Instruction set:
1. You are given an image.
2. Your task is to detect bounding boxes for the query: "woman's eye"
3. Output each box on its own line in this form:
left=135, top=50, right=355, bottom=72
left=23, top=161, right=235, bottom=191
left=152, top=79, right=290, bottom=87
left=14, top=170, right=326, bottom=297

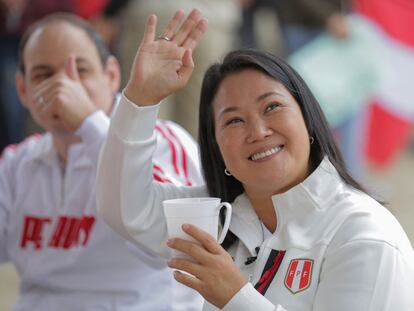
left=265, top=102, right=280, bottom=113
left=225, top=118, right=243, bottom=126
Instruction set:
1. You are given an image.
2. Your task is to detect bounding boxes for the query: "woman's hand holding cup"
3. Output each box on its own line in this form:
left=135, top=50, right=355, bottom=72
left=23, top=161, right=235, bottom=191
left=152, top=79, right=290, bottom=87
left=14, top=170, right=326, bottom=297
left=167, top=224, right=248, bottom=309
left=163, top=197, right=247, bottom=308
left=125, top=9, right=208, bottom=106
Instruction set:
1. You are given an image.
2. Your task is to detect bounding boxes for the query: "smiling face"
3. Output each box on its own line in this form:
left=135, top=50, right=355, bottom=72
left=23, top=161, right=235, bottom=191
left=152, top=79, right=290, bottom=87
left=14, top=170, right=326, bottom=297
left=213, top=69, right=311, bottom=198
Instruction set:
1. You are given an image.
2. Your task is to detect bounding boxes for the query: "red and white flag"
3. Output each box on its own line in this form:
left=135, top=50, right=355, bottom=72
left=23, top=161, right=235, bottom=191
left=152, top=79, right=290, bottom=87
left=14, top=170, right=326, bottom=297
left=354, top=0, right=414, bottom=168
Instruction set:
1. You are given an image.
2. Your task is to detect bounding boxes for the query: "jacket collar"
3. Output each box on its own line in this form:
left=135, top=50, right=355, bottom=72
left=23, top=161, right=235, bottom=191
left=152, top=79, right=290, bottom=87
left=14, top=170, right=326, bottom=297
left=272, top=157, right=343, bottom=233
left=229, top=193, right=263, bottom=256
left=230, top=157, right=344, bottom=254
left=31, top=133, right=92, bottom=169
left=30, top=133, right=58, bottom=166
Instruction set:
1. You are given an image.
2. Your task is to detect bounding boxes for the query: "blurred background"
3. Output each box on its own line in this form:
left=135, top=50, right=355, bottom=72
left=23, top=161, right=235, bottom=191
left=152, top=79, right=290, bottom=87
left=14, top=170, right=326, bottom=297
left=1, top=0, right=413, bottom=309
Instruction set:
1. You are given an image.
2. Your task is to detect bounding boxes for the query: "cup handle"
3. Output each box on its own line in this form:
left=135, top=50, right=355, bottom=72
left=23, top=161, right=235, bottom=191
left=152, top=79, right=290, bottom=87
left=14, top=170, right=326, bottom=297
left=217, top=202, right=232, bottom=244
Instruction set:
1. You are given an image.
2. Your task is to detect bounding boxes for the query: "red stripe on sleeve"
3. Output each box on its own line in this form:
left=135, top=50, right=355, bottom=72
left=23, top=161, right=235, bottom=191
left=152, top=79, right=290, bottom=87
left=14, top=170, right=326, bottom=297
left=153, top=173, right=172, bottom=184
left=155, top=124, right=179, bottom=175
left=1, top=134, right=42, bottom=160
left=164, top=123, right=192, bottom=186
left=153, top=164, right=165, bottom=173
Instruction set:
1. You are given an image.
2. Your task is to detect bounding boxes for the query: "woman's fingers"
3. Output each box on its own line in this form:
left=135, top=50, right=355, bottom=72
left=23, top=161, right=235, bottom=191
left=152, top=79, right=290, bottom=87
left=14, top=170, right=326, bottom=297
left=173, top=270, right=204, bottom=292
left=182, top=19, right=208, bottom=50
left=172, top=9, right=202, bottom=46
left=125, top=9, right=207, bottom=105
left=183, top=224, right=224, bottom=255
left=161, top=9, right=208, bottom=49
left=167, top=237, right=208, bottom=263
left=161, top=10, right=185, bottom=41
left=168, top=257, right=202, bottom=278
left=184, top=224, right=224, bottom=255
left=177, top=49, right=194, bottom=85
left=142, top=14, right=157, bottom=44
left=166, top=225, right=247, bottom=308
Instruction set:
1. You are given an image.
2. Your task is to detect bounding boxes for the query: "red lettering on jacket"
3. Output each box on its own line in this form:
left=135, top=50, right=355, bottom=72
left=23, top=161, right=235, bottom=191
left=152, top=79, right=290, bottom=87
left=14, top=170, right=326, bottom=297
left=20, top=215, right=95, bottom=250
left=20, top=216, right=51, bottom=249
left=48, top=216, right=95, bottom=249
left=75, top=216, right=95, bottom=246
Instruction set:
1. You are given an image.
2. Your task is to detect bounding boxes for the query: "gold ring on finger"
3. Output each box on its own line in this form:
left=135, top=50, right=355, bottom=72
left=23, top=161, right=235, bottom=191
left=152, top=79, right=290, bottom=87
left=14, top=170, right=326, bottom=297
left=39, top=96, right=46, bottom=106
left=158, top=35, right=172, bottom=41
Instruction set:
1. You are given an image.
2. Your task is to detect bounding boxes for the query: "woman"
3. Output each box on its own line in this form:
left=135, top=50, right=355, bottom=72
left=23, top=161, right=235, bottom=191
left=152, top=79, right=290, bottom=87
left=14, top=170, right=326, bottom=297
left=97, top=9, right=414, bottom=311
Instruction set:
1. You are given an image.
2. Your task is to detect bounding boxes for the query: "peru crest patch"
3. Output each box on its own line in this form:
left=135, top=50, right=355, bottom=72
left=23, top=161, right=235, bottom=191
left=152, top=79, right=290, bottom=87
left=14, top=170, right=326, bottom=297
left=284, top=258, right=313, bottom=294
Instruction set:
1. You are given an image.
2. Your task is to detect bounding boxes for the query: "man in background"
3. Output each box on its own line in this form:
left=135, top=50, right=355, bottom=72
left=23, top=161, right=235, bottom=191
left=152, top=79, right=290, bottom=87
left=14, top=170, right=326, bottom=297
left=0, top=13, right=204, bottom=310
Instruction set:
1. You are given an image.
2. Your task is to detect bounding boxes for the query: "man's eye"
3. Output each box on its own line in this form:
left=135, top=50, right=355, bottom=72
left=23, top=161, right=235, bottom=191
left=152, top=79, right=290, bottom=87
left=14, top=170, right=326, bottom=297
left=77, top=67, right=89, bottom=74
left=265, top=102, right=280, bottom=113
left=32, top=73, right=52, bottom=82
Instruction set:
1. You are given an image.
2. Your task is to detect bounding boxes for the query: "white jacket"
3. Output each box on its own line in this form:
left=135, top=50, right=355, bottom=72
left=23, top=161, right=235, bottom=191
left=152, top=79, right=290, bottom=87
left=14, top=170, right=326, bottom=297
left=97, top=94, right=414, bottom=311
left=0, top=108, right=204, bottom=310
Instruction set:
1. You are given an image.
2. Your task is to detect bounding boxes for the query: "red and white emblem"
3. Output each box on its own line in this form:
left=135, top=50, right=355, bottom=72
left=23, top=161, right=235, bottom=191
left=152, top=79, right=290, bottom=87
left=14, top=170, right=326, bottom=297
left=284, top=258, right=313, bottom=294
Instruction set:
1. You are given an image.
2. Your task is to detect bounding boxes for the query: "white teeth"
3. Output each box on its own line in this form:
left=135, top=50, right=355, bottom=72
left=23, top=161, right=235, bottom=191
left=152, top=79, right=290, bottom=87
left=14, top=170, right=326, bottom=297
left=251, top=146, right=282, bottom=161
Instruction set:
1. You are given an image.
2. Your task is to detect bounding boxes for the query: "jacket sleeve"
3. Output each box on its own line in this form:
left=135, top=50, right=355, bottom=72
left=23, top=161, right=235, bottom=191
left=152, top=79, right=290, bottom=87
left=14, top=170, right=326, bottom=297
left=313, top=239, right=414, bottom=311
left=96, top=92, right=207, bottom=257
left=75, top=109, right=110, bottom=165
left=222, top=283, right=286, bottom=311
left=0, top=148, right=14, bottom=263
left=152, top=119, right=204, bottom=187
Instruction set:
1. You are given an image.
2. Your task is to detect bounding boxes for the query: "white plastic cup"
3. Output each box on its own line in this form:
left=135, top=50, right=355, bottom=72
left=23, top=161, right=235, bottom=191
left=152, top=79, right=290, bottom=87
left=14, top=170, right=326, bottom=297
left=163, top=197, right=232, bottom=258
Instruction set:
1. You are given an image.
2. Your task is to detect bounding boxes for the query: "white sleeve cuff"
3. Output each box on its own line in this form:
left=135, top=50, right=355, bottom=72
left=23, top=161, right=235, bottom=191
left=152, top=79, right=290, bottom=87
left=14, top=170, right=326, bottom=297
left=75, top=110, right=109, bottom=144
left=222, top=283, right=283, bottom=311
left=110, top=90, right=161, bottom=141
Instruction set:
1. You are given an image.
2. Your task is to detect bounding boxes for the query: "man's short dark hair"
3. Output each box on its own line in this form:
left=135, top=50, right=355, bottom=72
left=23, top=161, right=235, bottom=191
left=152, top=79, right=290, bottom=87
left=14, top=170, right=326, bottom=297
left=18, top=13, right=111, bottom=74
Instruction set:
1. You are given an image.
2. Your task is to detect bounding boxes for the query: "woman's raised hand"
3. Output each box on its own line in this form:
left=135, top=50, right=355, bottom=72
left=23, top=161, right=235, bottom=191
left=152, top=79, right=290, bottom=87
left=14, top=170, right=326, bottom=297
left=125, top=9, right=208, bottom=106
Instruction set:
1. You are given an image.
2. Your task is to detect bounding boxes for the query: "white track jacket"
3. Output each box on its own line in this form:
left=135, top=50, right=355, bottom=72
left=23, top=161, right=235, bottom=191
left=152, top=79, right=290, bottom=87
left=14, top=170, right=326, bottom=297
left=0, top=107, right=204, bottom=310
left=97, top=94, right=414, bottom=311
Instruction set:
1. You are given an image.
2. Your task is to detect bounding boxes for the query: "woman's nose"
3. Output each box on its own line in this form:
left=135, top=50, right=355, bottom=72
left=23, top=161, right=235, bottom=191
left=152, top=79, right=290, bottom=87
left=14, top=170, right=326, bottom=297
left=246, top=120, right=273, bottom=143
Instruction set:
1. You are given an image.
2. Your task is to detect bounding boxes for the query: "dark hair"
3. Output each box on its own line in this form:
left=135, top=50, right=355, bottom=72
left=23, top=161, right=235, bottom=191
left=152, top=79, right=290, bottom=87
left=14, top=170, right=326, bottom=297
left=18, top=13, right=110, bottom=74
left=198, top=49, right=366, bottom=248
